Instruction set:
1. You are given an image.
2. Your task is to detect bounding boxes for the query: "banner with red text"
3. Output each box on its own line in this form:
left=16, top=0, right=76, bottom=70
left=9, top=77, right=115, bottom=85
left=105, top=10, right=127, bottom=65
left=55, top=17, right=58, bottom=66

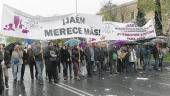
left=101, top=20, right=156, bottom=41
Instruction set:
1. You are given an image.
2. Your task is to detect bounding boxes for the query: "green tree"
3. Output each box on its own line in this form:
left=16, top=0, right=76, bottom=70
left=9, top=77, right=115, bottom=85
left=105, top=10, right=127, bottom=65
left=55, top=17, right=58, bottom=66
left=155, top=0, right=163, bottom=35
left=98, top=0, right=117, bottom=21
left=137, top=0, right=155, bottom=13
left=137, top=0, right=170, bottom=35
left=136, top=8, right=146, bottom=27
left=6, top=37, right=24, bottom=45
left=52, top=39, right=64, bottom=45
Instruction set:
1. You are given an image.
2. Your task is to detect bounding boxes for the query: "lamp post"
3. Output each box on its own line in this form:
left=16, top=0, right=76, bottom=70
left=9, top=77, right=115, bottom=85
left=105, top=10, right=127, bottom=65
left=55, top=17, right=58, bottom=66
left=108, top=0, right=112, bottom=21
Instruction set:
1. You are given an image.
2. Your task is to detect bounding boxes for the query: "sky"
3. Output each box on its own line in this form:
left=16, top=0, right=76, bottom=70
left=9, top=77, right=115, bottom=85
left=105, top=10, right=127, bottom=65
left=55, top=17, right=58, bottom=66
left=0, top=0, right=134, bottom=22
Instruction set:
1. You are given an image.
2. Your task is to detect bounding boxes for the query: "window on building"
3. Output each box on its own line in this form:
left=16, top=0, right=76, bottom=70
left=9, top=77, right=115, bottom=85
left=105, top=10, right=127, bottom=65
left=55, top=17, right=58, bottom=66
left=131, top=11, right=134, bottom=19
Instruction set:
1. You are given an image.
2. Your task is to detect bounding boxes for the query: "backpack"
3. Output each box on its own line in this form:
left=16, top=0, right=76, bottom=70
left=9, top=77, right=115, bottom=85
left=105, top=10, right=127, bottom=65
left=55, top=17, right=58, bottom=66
left=112, top=52, right=117, bottom=60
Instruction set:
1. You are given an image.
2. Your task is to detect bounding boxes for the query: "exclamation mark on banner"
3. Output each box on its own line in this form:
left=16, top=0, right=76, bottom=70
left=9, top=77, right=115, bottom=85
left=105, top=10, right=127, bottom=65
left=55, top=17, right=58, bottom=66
left=98, top=30, right=100, bottom=36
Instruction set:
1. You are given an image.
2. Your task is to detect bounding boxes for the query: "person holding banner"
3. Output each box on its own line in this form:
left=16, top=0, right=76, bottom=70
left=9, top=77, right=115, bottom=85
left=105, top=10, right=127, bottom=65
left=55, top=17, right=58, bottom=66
left=67, top=45, right=73, bottom=79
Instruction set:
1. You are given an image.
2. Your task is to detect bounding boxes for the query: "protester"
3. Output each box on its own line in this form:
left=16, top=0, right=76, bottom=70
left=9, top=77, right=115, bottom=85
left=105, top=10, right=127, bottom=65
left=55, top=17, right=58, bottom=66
left=94, top=43, right=105, bottom=76
left=117, top=48, right=127, bottom=74
left=60, top=45, right=70, bottom=80
left=32, top=42, right=44, bottom=85
left=27, top=45, right=37, bottom=80
left=72, top=45, right=80, bottom=80
left=3, top=47, right=11, bottom=89
left=158, top=47, right=164, bottom=71
left=1, top=44, right=10, bottom=89
left=21, top=46, right=28, bottom=81
left=84, top=44, right=94, bottom=77
left=103, top=44, right=109, bottom=73
left=143, top=45, right=152, bottom=71
left=110, top=46, right=118, bottom=74
left=0, top=39, right=168, bottom=91
left=153, top=44, right=160, bottom=71
left=44, top=42, right=58, bottom=83
left=0, top=63, right=4, bottom=95
left=129, top=46, right=137, bottom=72
left=0, top=44, right=4, bottom=93
left=135, top=45, right=143, bottom=70
left=67, top=45, right=73, bottom=79
left=54, top=44, right=61, bottom=80
left=80, top=48, right=87, bottom=78
left=11, top=45, right=23, bottom=83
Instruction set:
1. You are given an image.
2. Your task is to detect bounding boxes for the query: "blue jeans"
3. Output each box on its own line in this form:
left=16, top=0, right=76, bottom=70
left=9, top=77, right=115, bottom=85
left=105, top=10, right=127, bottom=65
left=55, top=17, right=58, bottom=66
left=35, top=61, right=44, bottom=81
left=154, top=58, right=159, bottom=70
left=12, top=64, right=22, bottom=81
left=143, top=56, right=151, bottom=70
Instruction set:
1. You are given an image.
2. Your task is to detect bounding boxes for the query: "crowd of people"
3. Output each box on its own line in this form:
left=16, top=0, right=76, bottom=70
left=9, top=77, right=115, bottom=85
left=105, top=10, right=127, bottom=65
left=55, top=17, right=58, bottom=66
left=0, top=41, right=168, bottom=94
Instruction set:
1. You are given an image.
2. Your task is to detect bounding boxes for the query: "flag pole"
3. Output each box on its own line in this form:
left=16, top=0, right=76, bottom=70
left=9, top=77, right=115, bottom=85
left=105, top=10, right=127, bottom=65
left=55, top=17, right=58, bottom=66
left=75, top=0, right=78, bottom=15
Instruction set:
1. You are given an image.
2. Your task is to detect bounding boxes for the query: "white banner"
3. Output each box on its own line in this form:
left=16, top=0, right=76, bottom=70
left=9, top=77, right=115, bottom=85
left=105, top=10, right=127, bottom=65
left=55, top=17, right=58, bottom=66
left=1, top=5, right=156, bottom=41
left=101, top=20, right=156, bottom=41
left=1, top=5, right=41, bottom=39
left=1, top=5, right=102, bottom=40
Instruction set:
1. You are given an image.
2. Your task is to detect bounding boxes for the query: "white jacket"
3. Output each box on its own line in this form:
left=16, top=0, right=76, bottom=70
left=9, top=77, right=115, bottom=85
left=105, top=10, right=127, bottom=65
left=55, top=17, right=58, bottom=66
left=129, top=49, right=137, bottom=63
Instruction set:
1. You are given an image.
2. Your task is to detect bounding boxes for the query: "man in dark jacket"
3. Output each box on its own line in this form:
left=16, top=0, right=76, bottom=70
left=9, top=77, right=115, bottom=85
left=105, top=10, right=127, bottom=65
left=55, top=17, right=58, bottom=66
left=3, top=49, right=11, bottom=89
left=44, top=42, right=58, bottom=83
left=94, top=43, right=105, bottom=76
left=153, top=44, right=159, bottom=70
left=60, top=45, right=70, bottom=80
left=27, top=45, right=37, bottom=80
left=84, top=44, right=94, bottom=77
left=21, top=47, right=28, bottom=81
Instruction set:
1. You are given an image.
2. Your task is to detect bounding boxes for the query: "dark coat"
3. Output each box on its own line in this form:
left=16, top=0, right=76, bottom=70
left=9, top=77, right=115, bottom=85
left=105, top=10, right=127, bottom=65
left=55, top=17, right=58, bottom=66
left=152, top=46, right=159, bottom=59
left=4, top=50, right=11, bottom=66
left=80, top=50, right=86, bottom=61
left=23, top=50, right=28, bottom=64
left=94, top=47, right=105, bottom=62
left=55, top=47, right=60, bottom=62
left=0, top=64, right=4, bottom=95
left=60, top=48, right=70, bottom=62
left=72, top=48, right=79, bottom=62
left=84, top=47, right=92, bottom=61
left=27, top=49, right=35, bottom=64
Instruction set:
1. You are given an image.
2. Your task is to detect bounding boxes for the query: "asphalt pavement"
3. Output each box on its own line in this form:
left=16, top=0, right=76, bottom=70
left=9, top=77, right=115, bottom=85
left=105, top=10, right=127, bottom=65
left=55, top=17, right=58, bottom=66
left=1, top=63, right=170, bottom=96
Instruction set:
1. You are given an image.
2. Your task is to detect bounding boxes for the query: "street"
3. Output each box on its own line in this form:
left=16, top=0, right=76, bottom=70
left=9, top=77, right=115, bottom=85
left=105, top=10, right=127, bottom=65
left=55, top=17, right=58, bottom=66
left=1, top=63, right=170, bottom=96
